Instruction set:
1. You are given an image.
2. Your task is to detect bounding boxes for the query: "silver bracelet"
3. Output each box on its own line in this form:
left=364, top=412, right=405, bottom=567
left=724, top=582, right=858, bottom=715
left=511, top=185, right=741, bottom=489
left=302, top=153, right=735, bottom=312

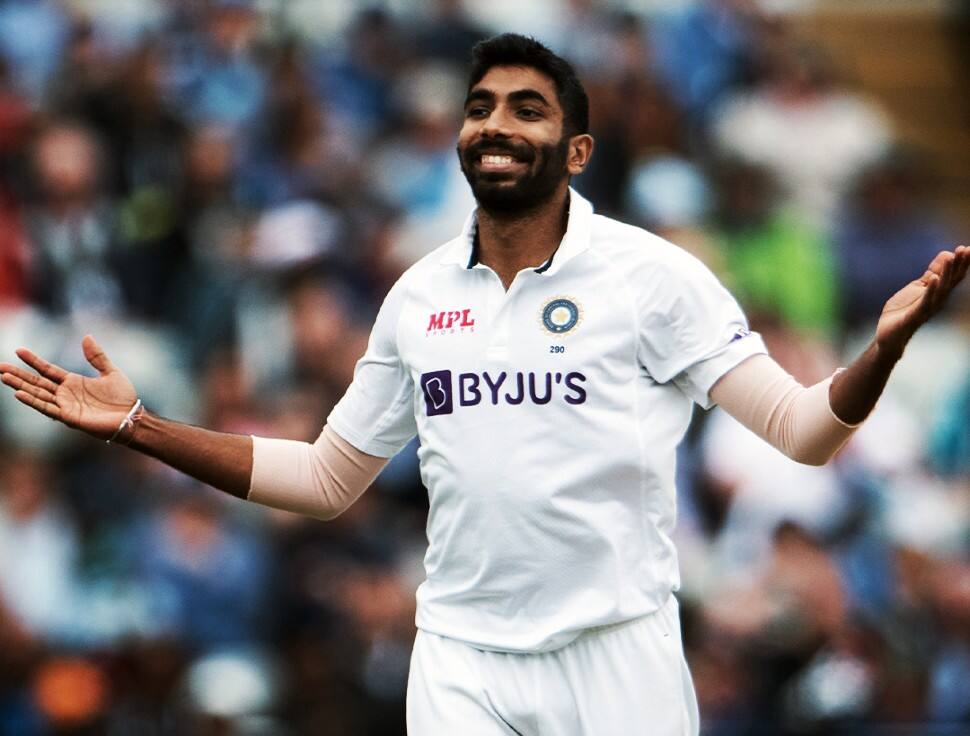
left=106, top=399, right=143, bottom=445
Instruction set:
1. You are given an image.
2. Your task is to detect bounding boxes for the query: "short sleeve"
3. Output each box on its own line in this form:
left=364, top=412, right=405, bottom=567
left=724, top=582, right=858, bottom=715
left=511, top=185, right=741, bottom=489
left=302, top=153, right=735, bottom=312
left=635, top=246, right=767, bottom=409
left=326, top=277, right=417, bottom=457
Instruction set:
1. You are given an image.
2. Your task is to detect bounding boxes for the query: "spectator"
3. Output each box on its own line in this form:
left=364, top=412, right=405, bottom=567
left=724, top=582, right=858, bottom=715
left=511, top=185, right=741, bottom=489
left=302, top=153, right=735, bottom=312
left=168, top=0, right=267, bottom=129
left=651, top=0, right=766, bottom=128
left=23, top=121, right=124, bottom=318
left=577, top=12, right=687, bottom=215
left=241, top=42, right=358, bottom=208
left=312, top=8, right=407, bottom=144
left=414, top=0, right=489, bottom=68
left=711, top=40, right=892, bottom=227
left=0, top=0, right=69, bottom=105
left=624, top=155, right=716, bottom=268
left=136, top=495, right=269, bottom=649
left=0, top=452, right=79, bottom=644
left=369, top=63, right=475, bottom=267
left=707, top=158, right=839, bottom=337
left=835, top=149, right=959, bottom=333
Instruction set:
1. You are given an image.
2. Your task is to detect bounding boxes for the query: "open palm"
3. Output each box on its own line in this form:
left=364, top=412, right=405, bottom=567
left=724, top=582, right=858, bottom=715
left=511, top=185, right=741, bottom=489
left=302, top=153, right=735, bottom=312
left=0, top=335, right=137, bottom=439
left=876, top=246, right=970, bottom=356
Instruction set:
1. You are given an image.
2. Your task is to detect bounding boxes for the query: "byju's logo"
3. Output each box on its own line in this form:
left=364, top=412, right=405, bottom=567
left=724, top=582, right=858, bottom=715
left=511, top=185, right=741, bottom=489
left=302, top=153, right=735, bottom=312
left=419, top=369, right=587, bottom=417
left=421, top=370, right=453, bottom=416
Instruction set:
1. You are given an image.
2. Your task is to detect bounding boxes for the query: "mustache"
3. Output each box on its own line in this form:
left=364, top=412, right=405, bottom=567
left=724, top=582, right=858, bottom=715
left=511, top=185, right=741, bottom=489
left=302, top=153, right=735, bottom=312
left=463, top=139, right=535, bottom=163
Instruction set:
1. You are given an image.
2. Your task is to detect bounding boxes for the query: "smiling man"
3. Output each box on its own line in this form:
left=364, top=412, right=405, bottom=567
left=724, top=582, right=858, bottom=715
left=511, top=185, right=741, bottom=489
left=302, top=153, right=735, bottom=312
left=2, top=34, right=968, bottom=736
left=458, top=63, right=581, bottom=216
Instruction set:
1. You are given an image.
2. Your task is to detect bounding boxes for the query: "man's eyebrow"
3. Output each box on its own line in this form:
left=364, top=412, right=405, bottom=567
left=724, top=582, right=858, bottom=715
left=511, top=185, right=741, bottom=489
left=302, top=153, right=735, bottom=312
left=463, top=88, right=553, bottom=109
left=464, top=88, right=495, bottom=107
left=507, top=89, right=552, bottom=108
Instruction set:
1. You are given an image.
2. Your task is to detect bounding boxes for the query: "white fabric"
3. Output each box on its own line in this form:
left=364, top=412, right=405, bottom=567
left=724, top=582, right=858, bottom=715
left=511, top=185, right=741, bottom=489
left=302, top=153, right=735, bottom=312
left=248, top=426, right=387, bottom=520
left=710, top=354, right=858, bottom=466
left=406, top=594, right=699, bottom=736
left=328, top=189, right=766, bottom=652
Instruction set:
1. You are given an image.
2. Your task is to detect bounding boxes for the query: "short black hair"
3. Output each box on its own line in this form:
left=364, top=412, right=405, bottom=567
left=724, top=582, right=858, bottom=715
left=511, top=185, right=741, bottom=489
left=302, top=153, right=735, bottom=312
left=467, top=33, right=589, bottom=138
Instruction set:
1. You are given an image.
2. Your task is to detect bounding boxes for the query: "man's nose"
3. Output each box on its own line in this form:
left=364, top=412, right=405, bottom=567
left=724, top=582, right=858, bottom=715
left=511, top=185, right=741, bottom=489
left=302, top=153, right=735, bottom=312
left=481, top=107, right=514, bottom=137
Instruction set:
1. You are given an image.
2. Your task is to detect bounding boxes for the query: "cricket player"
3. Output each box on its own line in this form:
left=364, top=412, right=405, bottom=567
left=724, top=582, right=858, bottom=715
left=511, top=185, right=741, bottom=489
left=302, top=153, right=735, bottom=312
left=2, top=34, right=967, bottom=735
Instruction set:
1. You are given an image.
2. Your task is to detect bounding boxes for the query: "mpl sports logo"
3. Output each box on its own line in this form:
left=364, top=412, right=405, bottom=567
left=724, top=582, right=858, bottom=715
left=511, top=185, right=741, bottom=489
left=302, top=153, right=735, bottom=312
left=427, top=309, right=475, bottom=336
left=420, top=369, right=587, bottom=416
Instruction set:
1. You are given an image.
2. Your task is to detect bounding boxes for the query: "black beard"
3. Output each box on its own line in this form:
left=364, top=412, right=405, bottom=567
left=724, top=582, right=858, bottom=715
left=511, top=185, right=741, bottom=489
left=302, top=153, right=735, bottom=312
left=458, top=136, right=570, bottom=215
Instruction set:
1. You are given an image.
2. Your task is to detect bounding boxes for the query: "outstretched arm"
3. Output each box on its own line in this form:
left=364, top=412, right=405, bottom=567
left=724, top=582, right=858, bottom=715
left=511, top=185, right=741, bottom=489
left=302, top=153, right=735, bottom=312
left=0, top=336, right=387, bottom=515
left=0, top=335, right=254, bottom=497
left=829, top=246, right=969, bottom=424
left=713, top=245, right=969, bottom=464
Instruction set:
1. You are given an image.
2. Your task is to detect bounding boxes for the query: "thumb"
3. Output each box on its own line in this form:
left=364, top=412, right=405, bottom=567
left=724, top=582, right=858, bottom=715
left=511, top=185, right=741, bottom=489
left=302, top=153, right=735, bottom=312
left=82, top=334, right=117, bottom=376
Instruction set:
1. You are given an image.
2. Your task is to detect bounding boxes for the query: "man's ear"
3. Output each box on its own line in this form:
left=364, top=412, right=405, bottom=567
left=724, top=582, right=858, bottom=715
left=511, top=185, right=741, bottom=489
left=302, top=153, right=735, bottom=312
left=567, top=134, right=594, bottom=176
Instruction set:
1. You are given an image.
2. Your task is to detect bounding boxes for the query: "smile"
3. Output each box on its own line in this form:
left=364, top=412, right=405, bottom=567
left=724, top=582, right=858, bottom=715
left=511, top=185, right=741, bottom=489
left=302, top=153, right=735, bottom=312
left=478, top=153, right=526, bottom=173
left=482, top=154, right=514, bottom=164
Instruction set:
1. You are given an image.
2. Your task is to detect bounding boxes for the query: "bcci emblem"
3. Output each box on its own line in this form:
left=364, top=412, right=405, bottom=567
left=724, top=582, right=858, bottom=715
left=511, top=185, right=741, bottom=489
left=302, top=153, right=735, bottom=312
left=540, top=297, right=583, bottom=336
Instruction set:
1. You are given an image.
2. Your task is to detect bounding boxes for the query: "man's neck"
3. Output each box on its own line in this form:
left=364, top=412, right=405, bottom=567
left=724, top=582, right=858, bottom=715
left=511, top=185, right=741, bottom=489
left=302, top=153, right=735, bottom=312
left=476, top=184, right=570, bottom=290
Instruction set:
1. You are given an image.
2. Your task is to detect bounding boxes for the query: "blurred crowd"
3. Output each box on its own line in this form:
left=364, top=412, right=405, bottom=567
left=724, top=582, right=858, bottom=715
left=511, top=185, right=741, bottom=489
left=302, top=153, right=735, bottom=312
left=0, top=0, right=967, bottom=734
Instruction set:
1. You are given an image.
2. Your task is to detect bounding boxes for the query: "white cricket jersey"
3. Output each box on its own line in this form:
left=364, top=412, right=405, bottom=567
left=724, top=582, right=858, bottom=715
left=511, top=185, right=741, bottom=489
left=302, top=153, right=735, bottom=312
left=328, top=189, right=766, bottom=652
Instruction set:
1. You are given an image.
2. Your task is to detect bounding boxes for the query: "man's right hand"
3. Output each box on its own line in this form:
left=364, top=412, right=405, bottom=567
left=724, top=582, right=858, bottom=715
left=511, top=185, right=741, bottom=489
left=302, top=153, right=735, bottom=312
left=0, top=335, right=138, bottom=440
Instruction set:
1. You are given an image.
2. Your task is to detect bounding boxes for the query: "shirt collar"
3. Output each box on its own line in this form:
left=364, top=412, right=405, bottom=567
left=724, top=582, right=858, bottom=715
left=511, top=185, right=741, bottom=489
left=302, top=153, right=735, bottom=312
left=438, top=187, right=594, bottom=276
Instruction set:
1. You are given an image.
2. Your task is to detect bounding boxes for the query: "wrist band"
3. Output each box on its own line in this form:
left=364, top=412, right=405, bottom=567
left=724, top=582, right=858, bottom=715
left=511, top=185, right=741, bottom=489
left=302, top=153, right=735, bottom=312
left=106, top=399, right=143, bottom=445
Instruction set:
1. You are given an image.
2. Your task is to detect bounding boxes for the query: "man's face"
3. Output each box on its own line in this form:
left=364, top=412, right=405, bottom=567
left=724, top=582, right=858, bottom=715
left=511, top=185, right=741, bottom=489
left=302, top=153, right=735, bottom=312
left=457, top=65, right=571, bottom=214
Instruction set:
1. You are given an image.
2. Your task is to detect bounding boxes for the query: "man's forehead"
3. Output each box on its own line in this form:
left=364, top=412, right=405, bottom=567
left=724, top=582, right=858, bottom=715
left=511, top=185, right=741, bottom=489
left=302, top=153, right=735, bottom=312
left=470, top=65, right=559, bottom=102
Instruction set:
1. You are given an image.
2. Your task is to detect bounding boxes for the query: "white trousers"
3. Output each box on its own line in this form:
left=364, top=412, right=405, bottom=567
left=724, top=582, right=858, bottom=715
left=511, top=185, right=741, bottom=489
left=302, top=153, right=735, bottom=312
left=406, top=595, right=700, bottom=736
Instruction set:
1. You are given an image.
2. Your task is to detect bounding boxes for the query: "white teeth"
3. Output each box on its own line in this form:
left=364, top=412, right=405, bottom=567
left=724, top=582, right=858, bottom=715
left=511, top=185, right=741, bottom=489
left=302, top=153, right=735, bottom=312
left=482, top=154, right=514, bottom=164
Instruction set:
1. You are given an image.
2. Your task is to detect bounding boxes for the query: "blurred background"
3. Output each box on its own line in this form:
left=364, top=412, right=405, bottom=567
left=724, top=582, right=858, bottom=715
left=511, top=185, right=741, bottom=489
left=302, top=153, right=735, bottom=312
left=0, top=0, right=968, bottom=733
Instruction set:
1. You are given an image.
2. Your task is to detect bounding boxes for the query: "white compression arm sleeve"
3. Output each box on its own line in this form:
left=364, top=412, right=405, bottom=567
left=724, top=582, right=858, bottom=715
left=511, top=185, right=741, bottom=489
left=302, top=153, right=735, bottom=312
left=248, top=426, right=388, bottom=520
left=709, top=354, right=860, bottom=466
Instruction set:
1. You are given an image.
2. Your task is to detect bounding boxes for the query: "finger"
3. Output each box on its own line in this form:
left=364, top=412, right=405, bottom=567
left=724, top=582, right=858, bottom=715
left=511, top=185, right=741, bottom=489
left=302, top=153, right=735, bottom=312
left=15, top=348, right=68, bottom=383
left=921, top=251, right=951, bottom=285
left=925, top=250, right=956, bottom=290
left=942, top=253, right=957, bottom=292
left=954, top=245, right=970, bottom=283
left=936, top=264, right=952, bottom=297
left=945, top=250, right=961, bottom=291
left=82, top=334, right=116, bottom=377
left=14, top=390, right=62, bottom=421
left=931, top=247, right=970, bottom=307
left=2, top=372, right=58, bottom=402
left=918, top=268, right=937, bottom=287
left=920, top=274, right=941, bottom=316
left=0, top=363, right=59, bottom=394
left=18, top=382, right=56, bottom=404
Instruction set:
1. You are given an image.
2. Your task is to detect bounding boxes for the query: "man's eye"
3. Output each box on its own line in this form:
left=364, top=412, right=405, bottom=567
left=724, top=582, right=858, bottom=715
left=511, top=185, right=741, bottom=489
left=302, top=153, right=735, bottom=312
left=518, top=108, right=541, bottom=119
left=466, top=107, right=489, bottom=118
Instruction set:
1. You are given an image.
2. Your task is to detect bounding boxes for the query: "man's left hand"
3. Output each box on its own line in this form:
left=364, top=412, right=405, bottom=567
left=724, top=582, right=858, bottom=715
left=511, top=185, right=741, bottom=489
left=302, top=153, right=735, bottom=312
left=875, top=245, right=969, bottom=359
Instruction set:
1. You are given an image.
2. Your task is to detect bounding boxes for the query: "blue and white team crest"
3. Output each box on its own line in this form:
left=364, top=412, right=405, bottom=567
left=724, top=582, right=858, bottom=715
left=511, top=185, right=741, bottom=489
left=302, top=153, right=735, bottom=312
left=540, top=297, right=583, bottom=336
